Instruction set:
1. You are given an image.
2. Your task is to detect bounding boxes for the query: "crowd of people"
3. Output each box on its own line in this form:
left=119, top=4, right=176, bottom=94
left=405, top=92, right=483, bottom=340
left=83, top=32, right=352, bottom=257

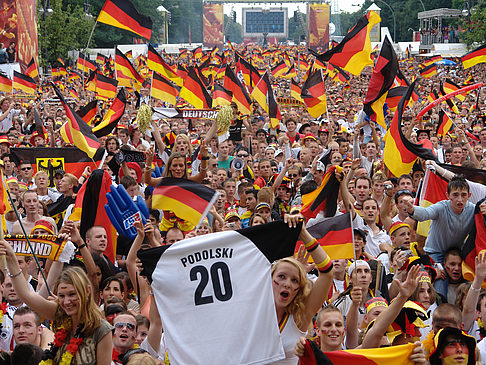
left=0, top=40, right=483, bottom=365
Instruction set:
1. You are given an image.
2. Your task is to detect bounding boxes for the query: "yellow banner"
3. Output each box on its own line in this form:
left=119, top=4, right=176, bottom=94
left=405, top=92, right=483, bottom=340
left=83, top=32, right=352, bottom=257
left=6, top=234, right=69, bottom=262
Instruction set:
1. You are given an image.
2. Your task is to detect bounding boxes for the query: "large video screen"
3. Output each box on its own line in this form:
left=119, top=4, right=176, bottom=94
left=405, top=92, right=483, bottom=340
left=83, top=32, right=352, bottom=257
left=242, top=8, right=288, bottom=38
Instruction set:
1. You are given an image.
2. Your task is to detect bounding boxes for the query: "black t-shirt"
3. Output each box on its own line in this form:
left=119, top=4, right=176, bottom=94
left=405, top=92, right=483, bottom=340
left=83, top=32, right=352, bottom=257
left=229, top=119, right=244, bottom=141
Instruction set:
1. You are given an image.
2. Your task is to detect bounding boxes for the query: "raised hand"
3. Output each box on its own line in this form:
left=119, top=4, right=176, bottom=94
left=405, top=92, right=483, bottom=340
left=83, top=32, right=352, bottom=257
left=395, top=264, right=420, bottom=299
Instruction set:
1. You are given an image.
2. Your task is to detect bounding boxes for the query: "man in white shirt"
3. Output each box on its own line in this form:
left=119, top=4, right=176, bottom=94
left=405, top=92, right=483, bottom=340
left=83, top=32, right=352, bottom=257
left=0, top=97, right=21, bottom=133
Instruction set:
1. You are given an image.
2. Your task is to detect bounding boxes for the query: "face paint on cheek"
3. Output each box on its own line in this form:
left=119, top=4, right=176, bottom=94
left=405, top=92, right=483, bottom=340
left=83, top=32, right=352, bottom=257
left=273, top=280, right=279, bottom=286
left=442, top=354, right=469, bottom=365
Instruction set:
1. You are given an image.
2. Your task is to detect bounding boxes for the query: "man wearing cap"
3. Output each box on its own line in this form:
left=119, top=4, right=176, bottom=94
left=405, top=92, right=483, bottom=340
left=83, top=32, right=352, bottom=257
left=223, top=210, right=241, bottom=230
left=255, top=202, right=272, bottom=223
left=429, top=327, right=476, bottom=365
left=389, top=222, right=412, bottom=249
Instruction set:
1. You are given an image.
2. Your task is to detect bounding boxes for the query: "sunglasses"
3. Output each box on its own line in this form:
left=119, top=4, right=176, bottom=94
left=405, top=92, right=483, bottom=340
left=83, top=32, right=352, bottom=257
left=21, top=167, right=32, bottom=171
left=237, top=154, right=249, bottom=158
left=288, top=173, right=299, bottom=178
left=114, top=322, right=136, bottom=331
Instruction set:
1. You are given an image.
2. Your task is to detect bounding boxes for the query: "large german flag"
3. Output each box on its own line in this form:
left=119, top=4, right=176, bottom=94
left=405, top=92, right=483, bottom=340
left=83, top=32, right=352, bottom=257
left=25, top=58, right=38, bottom=79
left=383, top=80, right=437, bottom=177
left=76, top=100, right=98, bottom=126
left=236, top=53, right=261, bottom=91
left=179, top=67, right=212, bottom=109
left=300, top=69, right=327, bottom=118
left=311, top=11, right=381, bottom=75
left=291, top=79, right=303, bottom=102
left=419, top=63, right=436, bottom=78
left=223, top=66, right=252, bottom=115
left=151, top=72, right=179, bottom=105
left=0, top=73, right=11, bottom=93
left=13, top=71, right=36, bottom=94
left=152, top=177, right=219, bottom=227
left=93, top=88, right=126, bottom=137
left=301, top=165, right=342, bottom=219
left=363, top=36, right=398, bottom=129
left=115, top=47, right=143, bottom=91
left=385, top=86, right=407, bottom=111
left=97, top=0, right=152, bottom=39
left=443, top=78, right=465, bottom=101
left=250, top=71, right=281, bottom=127
left=462, top=198, right=486, bottom=286
left=436, top=109, right=453, bottom=136
left=461, top=44, right=486, bottom=69
left=52, top=83, right=100, bottom=158
left=95, top=73, right=118, bottom=99
left=77, top=53, right=97, bottom=73
left=147, top=44, right=183, bottom=87
left=212, top=84, right=233, bottom=107
left=295, top=212, right=354, bottom=260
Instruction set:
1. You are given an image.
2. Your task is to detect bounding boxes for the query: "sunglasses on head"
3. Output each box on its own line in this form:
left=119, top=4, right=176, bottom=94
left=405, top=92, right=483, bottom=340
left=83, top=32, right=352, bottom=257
left=114, top=322, right=135, bottom=331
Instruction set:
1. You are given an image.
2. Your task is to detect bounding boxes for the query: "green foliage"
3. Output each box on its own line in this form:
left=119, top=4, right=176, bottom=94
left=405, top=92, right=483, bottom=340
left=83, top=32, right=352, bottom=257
left=224, top=15, right=242, bottom=44
left=460, top=5, right=486, bottom=47
left=38, top=0, right=95, bottom=65
left=163, top=0, right=203, bottom=44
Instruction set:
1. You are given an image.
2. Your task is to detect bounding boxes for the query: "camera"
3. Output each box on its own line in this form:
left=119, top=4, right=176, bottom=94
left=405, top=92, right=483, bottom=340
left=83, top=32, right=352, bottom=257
left=384, top=182, right=392, bottom=190
left=232, top=158, right=244, bottom=170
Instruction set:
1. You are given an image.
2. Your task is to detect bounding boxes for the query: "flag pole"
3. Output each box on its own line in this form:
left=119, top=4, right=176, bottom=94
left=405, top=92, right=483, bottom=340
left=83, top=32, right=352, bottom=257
left=82, top=19, right=99, bottom=90
left=148, top=71, right=154, bottom=107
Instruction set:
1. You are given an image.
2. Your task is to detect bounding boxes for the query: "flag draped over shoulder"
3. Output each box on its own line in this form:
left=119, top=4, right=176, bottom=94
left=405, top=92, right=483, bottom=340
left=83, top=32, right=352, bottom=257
left=97, top=0, right=152, bottom=39
left=462, top=198, right=486, bottom=286
left=93, top=88, right=127, bottom=137
left=461, top=44, right=486, bottom=69
left=363, top=37, right=398, bottom=130
left=296, top=213, right=354, bottom=260
left=300, top=338, right=415, bottom=365
left=301, top=166, right=342, bottom=219
left=383, top=80, right=437, bottom=177
left=52, top=83, right=100, bottom=158
left=310, top=11, right=381, bottom=75
left=152, top=177, right=219, bottom=227
left=300, top=69, right=327, bottom=118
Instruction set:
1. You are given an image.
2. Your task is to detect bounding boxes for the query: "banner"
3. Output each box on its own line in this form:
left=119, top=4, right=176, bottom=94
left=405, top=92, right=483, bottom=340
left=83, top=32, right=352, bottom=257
left=203, top=3, right=224, bottom=48
left=17, top=0, right=38, bottom=72
left=308, top=4, right=330, bottom=51
left=5, top=234, right=70, bottom=262
left=152, top=107, right=219, bottom=119
left=277, top=96, right=304, bottom=106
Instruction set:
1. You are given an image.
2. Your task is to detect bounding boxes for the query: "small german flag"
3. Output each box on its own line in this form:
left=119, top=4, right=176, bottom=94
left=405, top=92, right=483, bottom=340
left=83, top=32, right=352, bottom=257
left=223, top=66, right=252, bottom=115
left=69, top=70, right=82, bottom=81
left=443, top=78, right=466, bottom=101
left=300, top=69, right=327, bottom=118
left=52, top=83, right=100, bottom=158
left=77, top=53, right=98, bottom=73
left=146, top=44, right=182, bottom=86
left=385, top=86, right=407, bottom=111
left=461, top=44, right=486, bottom=69
left=427, top=90, right=439, bottom=104
left=96, top=53, right=107, bottom=64
left=419, top=63, right=437, bottom=78
left=93, top=88, right=126, bottom=137
left=193, top=46, right=203, bottom=60
left=76, top=100, right=98, bottom=126
left=0, top=73, right=12, bottom=93
left=13, top=71, right=36, bottom=94
left=271, top=61, right=288, bottom=78
left=437, top=109, right=453, bottom=136
left=251, top=72, right=281, bottom=128
left=25, top=58, right=38, bottom=79
left=52, top=68, right=60, bottom=77
left=439, top=83, right=459, bottom=114
left=212, top=84, right=233, bottom=107
left=97, top=0, right=152, bottom=39
left=290, top=79, right=303, bottom=102
left=70, top=88, right=79, bottom=100
left=179, top=67, right=212, bottom=109
left=57, top=57, right=65, bottom=66
left=96, top=73, right=118, bottom=99
left=151, top=72, right=180, bottom=105
left=115, top=47, right=143, bottom=91
left=311, top=11, right=381, bottom=75
left=235, top=53, right=261, bottom=91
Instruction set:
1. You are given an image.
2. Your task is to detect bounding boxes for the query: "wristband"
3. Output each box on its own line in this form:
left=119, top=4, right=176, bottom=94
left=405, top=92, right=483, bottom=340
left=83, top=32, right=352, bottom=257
left=8, top=270, right=22, bottom=278
left=316, top=256, right=333, bottom=273
left=470, top=286, right=481, bottom=292
left=304, top=238, right=319, bottom=252
left=77, top=243, right=87, bottom=250
left=201, top=156, right=210, bottom=161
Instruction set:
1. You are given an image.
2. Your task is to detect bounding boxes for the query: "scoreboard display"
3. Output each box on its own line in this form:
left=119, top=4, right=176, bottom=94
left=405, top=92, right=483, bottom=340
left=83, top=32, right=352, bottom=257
left=242, top=8, right=288, bottom=38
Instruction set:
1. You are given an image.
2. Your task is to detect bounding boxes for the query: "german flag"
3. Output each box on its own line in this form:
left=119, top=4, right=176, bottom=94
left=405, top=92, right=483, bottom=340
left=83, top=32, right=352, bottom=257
left=151, top=72, right=179, bottom=105
left=383, top=80, right=437, bottom=177
left=125, top=50, right=133, bottom=59
left=300, top=338, right=415, bottom=365
left=13, top=71, right=36, bottom=94
left=95, top=73, right=118, bottom=99
left=212, top=84, right=233, bottom=107
left=419, top=63, right=436, bottom=78
left=69, top=88, right=79, bottom=100
left=363, top=37, right=398, bottom=129
left=69, top=70, right=82, bottom=81
left=76, top=100, right=98, bottom=126
left=461, top=44, right=486, bottom=69
left=115, top=47, right=143, bottom=91
left=77, top=53, right=97, bottom=73
left=33, top=109, right=48, bottom=141
left=97, top=0, right=152, bottom=39
left=443, top=78, right=466, bottom=101
left=0, top=173, right=11, bottom=215
left=152, top=177, right=219, bottom=227
left=282, top=64, right=297, bottom=79
left=437, top=109, right=453, bottom=136
left=57, top=57, right=65, bottom=66
left=311, top=11, right=381, bottom=75
left=291, top=79, right=303, bottom=102
left=96, top=53, right=107, bottom=65
left=193, top=46, right=203, bottom=60
left=147, top=44, right=182, bottom=87
left=85, top=70, right=98, bottom=92
left=300, top=69, right=327, bottom=118
left=93, top=88, right=126, bottom=137
left=439, top=83, right=460, bottom=114
left=53, top=83, right=100, bottom=158
left=332, top=65, right=350, bottom=83
left=462, top=199, right=486, bottom=285
left=179, top=67, right=212, bottom=109
left=25, top=58, right=38, bottom=79
left=295, top=212, right=353, bottom=260
left=385, top=86, right=407, bottom=111
left=427, top=89, right=439, bottom=104
left=250, top=71, right=281, bottom=127
left=52, top=68, right=61, bottom=77
left=464, top=74, right=474, bottom=85
left=0, top=73, right=11, bottom=93
left=177, top=64, right=188, bottom=80
left=301, top=165, right=342, bottom=219
left=223, top=66, right=252, bottom=115
left=236, top=53, right=261, bottom=91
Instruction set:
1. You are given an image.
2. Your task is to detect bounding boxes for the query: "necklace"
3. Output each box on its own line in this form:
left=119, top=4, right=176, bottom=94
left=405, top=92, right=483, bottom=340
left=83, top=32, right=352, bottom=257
left=40, top=326, right=83, bottom=365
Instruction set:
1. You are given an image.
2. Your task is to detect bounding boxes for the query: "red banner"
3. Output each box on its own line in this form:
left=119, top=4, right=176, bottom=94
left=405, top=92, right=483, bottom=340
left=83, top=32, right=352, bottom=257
left=308, top=4, right=330, bottom=52
left=203, top=3, right=223, bottom=48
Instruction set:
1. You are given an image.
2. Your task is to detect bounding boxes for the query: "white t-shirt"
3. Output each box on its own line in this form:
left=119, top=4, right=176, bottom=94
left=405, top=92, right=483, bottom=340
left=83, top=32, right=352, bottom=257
left=0, top=108, right=20, bottom=133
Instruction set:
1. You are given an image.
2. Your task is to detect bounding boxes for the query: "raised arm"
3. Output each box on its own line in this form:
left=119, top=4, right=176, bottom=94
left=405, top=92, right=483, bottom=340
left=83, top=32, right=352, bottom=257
left=143, top=146, right=163, bottom=187
left=190, top=141, right=209, bottom=183
left=150, top=120, right=167, bottom=155
left=462, top=252, right=486, bottom=331
left=345, top=285, right=362, bottom=349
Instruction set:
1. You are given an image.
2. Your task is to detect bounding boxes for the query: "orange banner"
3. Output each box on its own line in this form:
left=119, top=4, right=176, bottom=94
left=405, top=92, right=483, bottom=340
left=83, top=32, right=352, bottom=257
left=203, top=3, right=223, bottom=48
left=308, top=4, right=330, bottom=52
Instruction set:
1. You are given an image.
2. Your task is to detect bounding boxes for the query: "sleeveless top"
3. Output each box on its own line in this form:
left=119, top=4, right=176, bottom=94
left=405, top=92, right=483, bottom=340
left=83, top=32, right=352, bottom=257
left=270, top=314, right=306, bottom=365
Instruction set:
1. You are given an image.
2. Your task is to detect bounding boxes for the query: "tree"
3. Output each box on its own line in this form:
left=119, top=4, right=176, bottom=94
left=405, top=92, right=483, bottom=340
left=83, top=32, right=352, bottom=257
left=224, top=15, right=242, bottom=44
left=38, top=0, right=95, bottom=66
left=460, top=5, right=486, bottom=47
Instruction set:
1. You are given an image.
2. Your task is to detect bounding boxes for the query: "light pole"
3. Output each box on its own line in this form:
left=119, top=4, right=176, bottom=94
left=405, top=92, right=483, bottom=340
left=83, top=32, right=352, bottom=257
left=373, top=0, right=396, bottom=42
left=417, top=0, right=426, bottom=12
